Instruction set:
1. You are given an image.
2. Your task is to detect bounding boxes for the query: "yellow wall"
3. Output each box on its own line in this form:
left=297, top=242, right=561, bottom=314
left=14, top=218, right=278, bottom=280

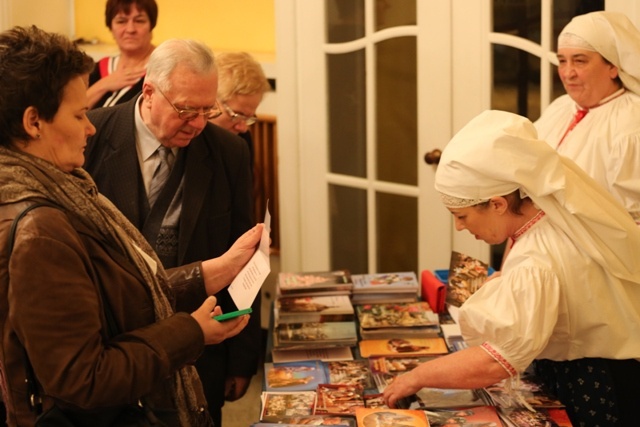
left=74, top=0, right=275, bottom=55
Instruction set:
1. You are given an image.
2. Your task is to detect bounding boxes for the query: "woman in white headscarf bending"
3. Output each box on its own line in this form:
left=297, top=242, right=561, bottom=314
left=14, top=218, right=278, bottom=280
left=382, top=110, right=640, bottom=426
left=534, top=11, right=640, bottom=224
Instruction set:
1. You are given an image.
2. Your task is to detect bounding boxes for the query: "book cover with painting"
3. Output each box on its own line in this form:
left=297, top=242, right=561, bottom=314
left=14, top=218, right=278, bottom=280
left=446, top=251, right=490, bottom=307
left=368, top=355, right=438, bottom=392
left=260, top=391, right=317, bottom=421
left=278, top=270, right=353, bottom=296
left=500, top=407, right=573, bottom=427
left=358, top=337, right=448, bottom=358
left=255, top=415, right=357, bottom=427
left=274, top=321, right=358, bottom=349
left=263, top=360, right=327, bottom=392
left=314, top=383, right=365, bottom=416
left=271, top=346, right=353, bottom=363
left=356, top=301, right=439, bottom=329
left=275, top=294, right=355, bottom=325
left=326, top=359, right=374, bottom=391
left=424, top=405, right=502, bottom=426
left=351, top=272, right=420, bottom=294
left=354, top=408, right=429, bottom=427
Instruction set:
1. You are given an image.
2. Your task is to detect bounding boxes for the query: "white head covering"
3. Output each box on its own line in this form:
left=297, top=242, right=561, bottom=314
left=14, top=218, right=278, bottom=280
left=558, top=11, right=640, bottom=95
left=435, top=110, right=640, bottom=283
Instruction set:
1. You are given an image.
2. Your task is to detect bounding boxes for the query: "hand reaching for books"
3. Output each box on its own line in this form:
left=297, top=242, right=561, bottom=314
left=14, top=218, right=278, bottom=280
left=382, top=373, right=421, bottom=409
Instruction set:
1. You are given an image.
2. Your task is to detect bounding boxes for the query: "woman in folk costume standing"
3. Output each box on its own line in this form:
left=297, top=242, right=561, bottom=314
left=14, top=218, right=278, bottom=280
left=535, top=11, right=640, bottom=225
left=383, top=110, right=640, bottom=426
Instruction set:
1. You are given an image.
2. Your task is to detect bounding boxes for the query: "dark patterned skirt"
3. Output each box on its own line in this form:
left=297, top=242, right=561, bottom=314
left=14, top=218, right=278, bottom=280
left=533, top=358, right=640, bottom=427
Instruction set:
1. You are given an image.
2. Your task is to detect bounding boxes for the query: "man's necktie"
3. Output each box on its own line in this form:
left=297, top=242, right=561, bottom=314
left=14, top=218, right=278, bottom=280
left=557, top=108, right=588, bottom=148
left=148, top=146, right=174, bottom=207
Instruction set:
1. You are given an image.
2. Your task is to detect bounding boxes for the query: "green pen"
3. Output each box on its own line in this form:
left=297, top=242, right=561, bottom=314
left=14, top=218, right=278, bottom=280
left=213, top=307, right=252, bottom=321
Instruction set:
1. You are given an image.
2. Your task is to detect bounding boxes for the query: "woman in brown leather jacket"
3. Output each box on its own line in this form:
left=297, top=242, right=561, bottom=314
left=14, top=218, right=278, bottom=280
left=0, top=26, right=263, bottom=426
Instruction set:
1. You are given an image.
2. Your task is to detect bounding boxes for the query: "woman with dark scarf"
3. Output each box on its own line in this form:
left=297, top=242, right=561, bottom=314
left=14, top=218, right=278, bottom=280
left=0, top=25, right=263, bottom=426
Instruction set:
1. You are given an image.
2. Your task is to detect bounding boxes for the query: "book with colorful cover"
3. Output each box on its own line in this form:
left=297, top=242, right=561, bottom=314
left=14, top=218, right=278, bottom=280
left=358, top=323, right=441, bottom=340
left=355, top=301, right=439, bottom=329
left=278, top=270, right=353, bottom=296
left=351, top=272, right=420, bottom=294
left=271, top=346, right=353, bottom=363
left=256, top=415, right=357, bottom=427
left=368, top=355, right=438, bottom=392
left=358, top=337, right=448, bottom=358
left=424, top=405, right=502, bottom=426
left=499, top=406, right=573, bottom=426
left=446, top=251, right=490, bottom=307
left=314, top=383, right=365, bottom=416
left=351, top=292, right=419, bottom=305
left=362, top=392, right=387, bottom=409
left=251, top=424, right=346, bottom=427
left=260, top=391, right=317, bottom=421
left=275, top=295, right=355, bottom=325
left=264, top=360, right=327, bottom=391
left=274, top=321, right=358, bottom=349
left=252, top=424, right=347, bottom=427
left=354, top=408, right=430, bottom=427
left=326, top=359, right=375, bottom=391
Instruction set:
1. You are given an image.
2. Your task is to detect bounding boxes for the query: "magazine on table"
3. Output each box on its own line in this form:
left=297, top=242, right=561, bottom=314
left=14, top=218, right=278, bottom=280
left=277, top=269, right=353, bottom=297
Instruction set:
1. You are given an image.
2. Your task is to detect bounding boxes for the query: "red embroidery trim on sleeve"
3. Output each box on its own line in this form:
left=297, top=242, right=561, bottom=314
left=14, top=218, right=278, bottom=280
left=480, top=342, right=518, bottom=377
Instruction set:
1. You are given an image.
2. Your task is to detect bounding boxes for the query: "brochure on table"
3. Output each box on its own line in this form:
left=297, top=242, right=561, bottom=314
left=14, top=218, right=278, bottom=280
left=227, top=207, right=271, bottom=310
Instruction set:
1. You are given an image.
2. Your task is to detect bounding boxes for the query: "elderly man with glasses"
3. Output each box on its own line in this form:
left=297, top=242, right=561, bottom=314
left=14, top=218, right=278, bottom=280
left=84, top=38, right=260, bottom=427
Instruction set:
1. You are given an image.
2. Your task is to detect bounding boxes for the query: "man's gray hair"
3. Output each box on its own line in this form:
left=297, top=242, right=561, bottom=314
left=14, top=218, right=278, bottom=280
left=145, top=39, right=217, bottom=91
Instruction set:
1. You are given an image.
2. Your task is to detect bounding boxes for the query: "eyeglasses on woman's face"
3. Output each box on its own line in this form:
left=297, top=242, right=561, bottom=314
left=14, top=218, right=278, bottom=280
left=222, top=102, right=258, bottom=126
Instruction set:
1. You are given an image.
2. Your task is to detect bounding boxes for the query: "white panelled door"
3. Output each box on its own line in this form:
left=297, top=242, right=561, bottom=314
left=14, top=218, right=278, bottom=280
left=275, top=0, right=491, bottom=275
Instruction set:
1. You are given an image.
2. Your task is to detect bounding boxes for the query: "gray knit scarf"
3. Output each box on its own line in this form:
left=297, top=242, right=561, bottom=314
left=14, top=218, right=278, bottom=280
left=0, top=145, right=207, bottom=425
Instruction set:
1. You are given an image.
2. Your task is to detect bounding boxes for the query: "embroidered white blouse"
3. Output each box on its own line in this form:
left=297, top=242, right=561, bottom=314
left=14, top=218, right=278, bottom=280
left=534, top=91, right=640, bottom=224
left=458, top=215, right=640, bottom=375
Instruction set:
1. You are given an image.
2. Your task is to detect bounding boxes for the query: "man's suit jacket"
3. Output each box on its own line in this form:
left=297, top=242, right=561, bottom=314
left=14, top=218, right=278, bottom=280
left=84, top=97, right=260, bottom=414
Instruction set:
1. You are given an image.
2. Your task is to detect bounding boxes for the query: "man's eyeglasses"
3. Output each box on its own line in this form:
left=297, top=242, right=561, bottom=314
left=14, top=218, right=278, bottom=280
left=155, top=86, right=222, bottom=121
left=222, top=102, right=258, bottom=126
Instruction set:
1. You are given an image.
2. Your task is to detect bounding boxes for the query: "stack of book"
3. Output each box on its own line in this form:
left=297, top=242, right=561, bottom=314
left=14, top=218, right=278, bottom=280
left=259, top=358, right=378, bottom=425
left=350, top=272, right=420, bottom=304
left=271, top=270, right=358, bottom=362
left=484, top=373, right=572, bottom=426
left=274, top=294, right=355, bottom=325
left=355, top=301, right=441, bottom=340
left=277, top=269, right=354, bottom=297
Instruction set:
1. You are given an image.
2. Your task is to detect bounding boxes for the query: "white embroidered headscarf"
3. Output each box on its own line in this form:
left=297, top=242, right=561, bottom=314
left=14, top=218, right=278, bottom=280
left=558, top=11, right=640, bottom=95
left=435, top=110, right=640, bottom=283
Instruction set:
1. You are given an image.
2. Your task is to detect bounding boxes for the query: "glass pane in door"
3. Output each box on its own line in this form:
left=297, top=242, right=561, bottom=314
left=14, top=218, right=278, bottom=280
left=327, top=51, right=367, bottom=177
left=376, top=192, right=417, bottom=273
left=493, top=0, right=542, bottom=44
left=375, top=0, right=416, bottom=31
left=492, top=46, right=543, bottom=119
left=329, top=184, right=368, bottom=273
left=326, top=0, right=365, bottom=43
left=376, top=37, right=417, bottom=185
